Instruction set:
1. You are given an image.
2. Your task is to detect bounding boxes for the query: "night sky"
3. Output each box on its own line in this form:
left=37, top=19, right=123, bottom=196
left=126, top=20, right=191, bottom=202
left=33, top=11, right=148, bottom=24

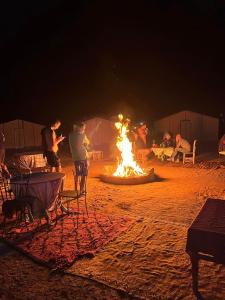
left=1, top=0, right=225, bottom=128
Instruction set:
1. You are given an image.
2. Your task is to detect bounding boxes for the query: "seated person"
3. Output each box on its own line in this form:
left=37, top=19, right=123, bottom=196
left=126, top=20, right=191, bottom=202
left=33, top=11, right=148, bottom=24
left=169, top=134, right=191, bottom=162
left=160, top=132, right=174, bottom=148
left=218, top=134, right=225, bottom=152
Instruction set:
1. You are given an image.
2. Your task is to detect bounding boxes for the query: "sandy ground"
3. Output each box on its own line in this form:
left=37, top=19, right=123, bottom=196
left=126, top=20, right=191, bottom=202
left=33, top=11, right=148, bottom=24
left=1, top=156, right=225, bottom=300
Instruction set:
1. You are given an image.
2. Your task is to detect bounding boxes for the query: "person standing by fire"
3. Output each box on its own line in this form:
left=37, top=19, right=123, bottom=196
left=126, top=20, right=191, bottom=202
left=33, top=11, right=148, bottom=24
left=41, top=119, right=65, bottom=172
left=69, top=122, right=90, bottom=195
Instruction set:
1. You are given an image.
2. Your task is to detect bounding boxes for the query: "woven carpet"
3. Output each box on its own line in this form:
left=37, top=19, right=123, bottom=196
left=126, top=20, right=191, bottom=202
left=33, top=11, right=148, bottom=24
left=0, top=209, right=133, bottom=270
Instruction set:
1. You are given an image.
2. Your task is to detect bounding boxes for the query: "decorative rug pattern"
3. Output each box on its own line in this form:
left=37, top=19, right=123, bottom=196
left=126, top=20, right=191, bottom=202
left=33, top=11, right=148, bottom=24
left=0, top=210, right=133, bottom=270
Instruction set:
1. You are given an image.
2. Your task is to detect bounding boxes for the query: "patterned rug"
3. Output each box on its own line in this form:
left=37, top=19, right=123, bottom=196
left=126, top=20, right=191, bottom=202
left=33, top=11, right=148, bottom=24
left=0, top=209, right=133, bottom=270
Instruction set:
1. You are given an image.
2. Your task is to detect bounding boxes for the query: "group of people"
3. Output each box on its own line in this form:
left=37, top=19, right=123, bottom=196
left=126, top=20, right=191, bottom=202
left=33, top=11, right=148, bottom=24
left=1, top=119, right=225, bottom=181
left=41, top=119, right=90, bottom=194
left=132, top=122, right=191, bottom=162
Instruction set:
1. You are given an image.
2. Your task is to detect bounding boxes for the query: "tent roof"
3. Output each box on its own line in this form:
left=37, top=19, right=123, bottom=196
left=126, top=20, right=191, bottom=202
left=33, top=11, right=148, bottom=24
left=156, top=110, right=219, bottom=122
left=0, top=119, right=44, bottom=126
left=84, top=116, right=113, bottom=123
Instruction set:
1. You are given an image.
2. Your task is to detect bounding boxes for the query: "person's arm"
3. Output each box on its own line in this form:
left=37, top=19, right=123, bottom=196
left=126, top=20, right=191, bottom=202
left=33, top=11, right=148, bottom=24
left=83, top=135, right=90, bottom=146
left=176, top=140, right=181, bottom=148
left=56, top=135, right=65, bottom=144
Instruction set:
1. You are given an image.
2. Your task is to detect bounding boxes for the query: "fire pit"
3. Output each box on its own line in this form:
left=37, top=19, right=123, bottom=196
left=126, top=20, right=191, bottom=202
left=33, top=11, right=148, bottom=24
left=100, top=114, right=156, bottom=185
left=100, top=167, right=155, bottom=185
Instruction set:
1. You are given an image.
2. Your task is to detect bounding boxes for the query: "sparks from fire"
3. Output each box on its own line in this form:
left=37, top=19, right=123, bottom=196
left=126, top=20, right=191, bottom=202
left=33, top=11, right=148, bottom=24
left=113, top=114, right=146, bottom=177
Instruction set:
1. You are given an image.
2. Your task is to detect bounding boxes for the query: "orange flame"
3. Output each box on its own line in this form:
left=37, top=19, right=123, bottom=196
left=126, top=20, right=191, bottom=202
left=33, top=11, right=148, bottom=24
left=113, top=114, right=145, bottom=177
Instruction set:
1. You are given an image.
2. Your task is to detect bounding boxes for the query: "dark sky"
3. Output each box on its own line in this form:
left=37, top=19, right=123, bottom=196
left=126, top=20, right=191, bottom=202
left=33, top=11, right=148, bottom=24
left=1, top=0, right=225, bottom=127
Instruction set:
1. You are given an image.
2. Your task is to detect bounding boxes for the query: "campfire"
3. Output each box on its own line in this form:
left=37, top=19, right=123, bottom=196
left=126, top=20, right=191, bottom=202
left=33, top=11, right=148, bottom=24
left=113, top=114, right=146, bottom=177
left=100, top=114, right=155, bottom=185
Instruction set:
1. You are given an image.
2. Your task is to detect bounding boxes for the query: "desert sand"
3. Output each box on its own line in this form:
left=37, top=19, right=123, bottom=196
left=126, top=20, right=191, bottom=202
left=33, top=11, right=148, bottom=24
left=1, top=155, right=225, bottom=300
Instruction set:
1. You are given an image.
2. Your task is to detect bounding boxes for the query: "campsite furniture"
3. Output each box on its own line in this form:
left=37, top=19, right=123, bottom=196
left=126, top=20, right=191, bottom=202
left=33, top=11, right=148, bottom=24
left=10, top=172, right=65, bottom=212
left=152, top=147, right=174, bottom=160
left=88, top=151, right=104, bottom=160
left=59, top=170, right=88, bottom=216
left=186, top=198, right=225, bottom=297
left=183, top=140, right=197, bottom=164
left=12, top=151, right=47, bottom=172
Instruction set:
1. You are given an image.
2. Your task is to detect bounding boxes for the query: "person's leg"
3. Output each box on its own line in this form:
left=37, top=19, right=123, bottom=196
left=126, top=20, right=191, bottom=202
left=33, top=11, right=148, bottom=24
left=55, top=166, right=61, bottom=172
left=80, top=176, right=85, bottom=193
left=170, top=149, right=178, bottom=162
left=74, top=161, right=80, bottom=192
left=80, top=160, right=88, bottom=194
left=177, top=149, right=185, bottom=162
left=53, top=152, right=61, bottom=172
left=46, top=152, right=55, bottom=172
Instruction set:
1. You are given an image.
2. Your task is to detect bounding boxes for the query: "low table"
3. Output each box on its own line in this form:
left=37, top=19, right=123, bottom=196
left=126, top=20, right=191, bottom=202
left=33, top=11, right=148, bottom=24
left=186, top=198, right=225, bottom=296
left=152, top=147, right=174, bottom=159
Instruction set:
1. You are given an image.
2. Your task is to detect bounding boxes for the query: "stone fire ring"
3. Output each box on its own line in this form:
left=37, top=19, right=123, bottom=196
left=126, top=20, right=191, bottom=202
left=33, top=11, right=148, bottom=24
left=100, top=168, right=155, bottom=185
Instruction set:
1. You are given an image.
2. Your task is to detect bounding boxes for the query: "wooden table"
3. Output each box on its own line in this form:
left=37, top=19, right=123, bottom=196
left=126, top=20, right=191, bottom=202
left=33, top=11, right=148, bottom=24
left=186, top=198, right=225, bottom=297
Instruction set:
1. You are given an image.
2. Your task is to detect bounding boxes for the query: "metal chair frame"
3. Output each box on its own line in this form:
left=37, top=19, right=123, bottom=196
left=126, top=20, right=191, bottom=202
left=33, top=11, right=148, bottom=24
left=59, top=170, right=88, bottom=217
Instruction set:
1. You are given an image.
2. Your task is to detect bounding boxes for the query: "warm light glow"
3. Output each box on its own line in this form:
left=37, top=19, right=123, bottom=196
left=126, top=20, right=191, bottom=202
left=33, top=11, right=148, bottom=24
left=113, top=114, right=146, bottom=177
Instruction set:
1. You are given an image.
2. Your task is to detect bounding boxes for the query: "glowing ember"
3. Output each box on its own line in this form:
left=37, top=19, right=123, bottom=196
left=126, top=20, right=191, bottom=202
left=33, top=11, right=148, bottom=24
left=113, top=114, right=146, bottom=177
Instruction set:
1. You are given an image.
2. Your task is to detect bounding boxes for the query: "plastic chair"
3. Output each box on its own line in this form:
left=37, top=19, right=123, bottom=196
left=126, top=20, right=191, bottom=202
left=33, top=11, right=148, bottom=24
left=183, top=140, right=197, bottom=164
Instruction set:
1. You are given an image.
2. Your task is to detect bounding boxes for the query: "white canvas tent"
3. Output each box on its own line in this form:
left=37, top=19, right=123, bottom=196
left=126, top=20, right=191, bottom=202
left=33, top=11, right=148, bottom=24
left=154, top=110, right=219, bottom=143
left=85, top=117, right=116, bottom=156
left=0, top=119, right=44, bottom=149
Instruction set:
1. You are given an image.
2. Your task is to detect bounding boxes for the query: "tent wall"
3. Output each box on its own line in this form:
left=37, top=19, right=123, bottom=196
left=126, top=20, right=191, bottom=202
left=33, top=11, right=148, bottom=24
left=154, top=111, right=218, bottom=143
left=85, top=117, right=116, bottom=156
left=0, top=120, right=44, bottom=149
